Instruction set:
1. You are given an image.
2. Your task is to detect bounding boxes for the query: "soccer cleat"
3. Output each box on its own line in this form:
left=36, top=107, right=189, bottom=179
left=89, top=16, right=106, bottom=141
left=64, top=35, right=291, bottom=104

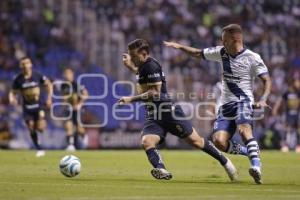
left=36, top=150, right=46, bottom=157
left=151, top=168, right=173, bottom=180
left=249, top=166, right=262, bottom=184
left=230, top=141, right=247, bottom=156
left=66, top=145, right=76, bottom=152
left=223, top=158, right=238, bottom=181
left=296, top=146, right=300, bottom=153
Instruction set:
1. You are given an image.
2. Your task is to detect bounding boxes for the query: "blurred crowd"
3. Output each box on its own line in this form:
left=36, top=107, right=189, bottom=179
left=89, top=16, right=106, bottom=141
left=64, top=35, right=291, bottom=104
left=84, top=0, right=300, bottom=150
left=0, top=0, right=299, bottom=150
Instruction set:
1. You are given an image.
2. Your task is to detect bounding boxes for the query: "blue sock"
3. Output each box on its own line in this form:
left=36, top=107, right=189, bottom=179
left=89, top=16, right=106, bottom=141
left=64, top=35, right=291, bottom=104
left=145, top=148, right=165, bottom=169
left=202, top=139, right=228, bottom=166
left=245, top=138, right=261, bottom=168
left=227, top=140, right=248, bottom=156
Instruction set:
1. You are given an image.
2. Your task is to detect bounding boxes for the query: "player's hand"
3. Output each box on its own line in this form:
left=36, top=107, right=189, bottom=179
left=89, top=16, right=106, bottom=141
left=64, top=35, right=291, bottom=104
left=117, top=96, right=132, bottom=105
left=163, top=41, right=182, bottom=49
left=122, top=54, right=138, bottom=73
left=45, top=98, right=52, bottom=109
left=9, top=98, right=18, bottom=106
left=253, top=101, right=271, bottom=110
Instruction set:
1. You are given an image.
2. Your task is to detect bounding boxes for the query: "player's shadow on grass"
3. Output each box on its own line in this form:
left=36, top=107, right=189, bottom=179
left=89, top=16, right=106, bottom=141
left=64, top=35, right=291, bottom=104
left=108, top=177, right=244, bottom=185
left=50, top=177, right=299, bottom=187
left=66, top=178, right=95, bottom=182
left=50, top=177, right=96, bottom=182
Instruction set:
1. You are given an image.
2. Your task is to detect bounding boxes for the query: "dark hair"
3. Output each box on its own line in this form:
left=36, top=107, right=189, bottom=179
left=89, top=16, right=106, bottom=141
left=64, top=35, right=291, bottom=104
left=222, top=24, right=243, bottom=34
left=19, top=56, right=30, bottom=62
left=128, top=39, right=150, bottom=53
left=63, top=67, right=73, bottom=72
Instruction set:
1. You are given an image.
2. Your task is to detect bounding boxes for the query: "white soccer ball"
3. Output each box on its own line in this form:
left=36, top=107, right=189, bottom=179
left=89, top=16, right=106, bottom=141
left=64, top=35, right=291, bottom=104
left=59, top=155, right=81, bottom=178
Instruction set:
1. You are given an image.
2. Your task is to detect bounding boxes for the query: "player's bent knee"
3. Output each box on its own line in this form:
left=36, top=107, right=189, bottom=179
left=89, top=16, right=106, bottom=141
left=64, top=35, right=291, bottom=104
left=212, top=134, right=227, bottom=152
left=36, top=123, right=46, bottom=132
left=36, top=127, right=45, bottom=133
left=26, top=121, right=35, bottom=131
left=182, top=128, right=203, bottom=147
left=65, top=121, right=73, bottom=135
left=238, top=124, right=252, bottom=140
left=141, top=136, right=158, bottom=150
left=77, top=126, right=85, bottom=135
left=192, top=138, right=204, bottom=149
left=36, top=120, right=46, bottom=133
left=185, top=133, right=204, bottom=149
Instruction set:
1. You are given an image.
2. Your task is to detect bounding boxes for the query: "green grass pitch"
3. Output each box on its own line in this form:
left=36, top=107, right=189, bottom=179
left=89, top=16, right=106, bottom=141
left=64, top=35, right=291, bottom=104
left=0, top=150, right=299, bottom=200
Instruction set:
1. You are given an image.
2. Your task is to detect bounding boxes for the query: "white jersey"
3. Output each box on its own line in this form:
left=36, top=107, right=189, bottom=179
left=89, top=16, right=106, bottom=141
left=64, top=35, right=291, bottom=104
left=202, top=46, right=269, bottom=106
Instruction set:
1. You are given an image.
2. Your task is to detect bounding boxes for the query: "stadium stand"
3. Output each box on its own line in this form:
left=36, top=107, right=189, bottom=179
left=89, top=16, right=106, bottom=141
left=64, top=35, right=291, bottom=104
left=0, top=0, right=299, bottom=149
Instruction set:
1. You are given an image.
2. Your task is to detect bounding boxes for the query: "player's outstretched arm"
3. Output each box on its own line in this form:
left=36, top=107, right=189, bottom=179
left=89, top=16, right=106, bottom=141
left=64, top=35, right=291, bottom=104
left=164, top=41, right=203, bottom=58
left=122, top=53, right=138, bottom=74
left=118, top=83, right=162, bottom=105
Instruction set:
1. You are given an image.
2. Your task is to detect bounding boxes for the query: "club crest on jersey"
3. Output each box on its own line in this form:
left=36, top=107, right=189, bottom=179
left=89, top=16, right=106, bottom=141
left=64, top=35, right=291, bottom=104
left=241, top=57, right=250, bottom=66
left=136, top=75, right=144, bottom=81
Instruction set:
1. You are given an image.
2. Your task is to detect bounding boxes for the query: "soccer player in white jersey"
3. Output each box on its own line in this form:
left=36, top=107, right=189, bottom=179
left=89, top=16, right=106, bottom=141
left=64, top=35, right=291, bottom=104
left=164, top=24, right=272, bottom=184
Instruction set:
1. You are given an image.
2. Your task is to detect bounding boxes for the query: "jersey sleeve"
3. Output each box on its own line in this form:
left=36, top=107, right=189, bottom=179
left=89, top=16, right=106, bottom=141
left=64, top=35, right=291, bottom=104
left=202, top=46, right=223, bottom=62
left=252, top=54, right=269, bottom=77
left=140, top=62, right=162, bottom=84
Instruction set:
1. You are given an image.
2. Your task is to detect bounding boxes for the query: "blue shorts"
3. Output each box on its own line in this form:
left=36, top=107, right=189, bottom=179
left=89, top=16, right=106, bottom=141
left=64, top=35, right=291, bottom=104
left=142, top=105, right=193, bottom=143
left=286, top=113, right=299, bottom=128
left=213, top=101, right=253, bottom=137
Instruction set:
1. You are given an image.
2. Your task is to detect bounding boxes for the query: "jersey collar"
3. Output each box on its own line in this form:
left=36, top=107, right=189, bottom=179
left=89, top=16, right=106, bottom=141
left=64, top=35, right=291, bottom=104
left=228, top=48, right=247, bottom=58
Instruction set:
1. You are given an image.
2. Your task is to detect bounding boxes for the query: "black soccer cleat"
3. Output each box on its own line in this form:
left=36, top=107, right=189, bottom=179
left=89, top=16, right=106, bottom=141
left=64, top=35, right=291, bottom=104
left=151, top=168, right=173, bottom=180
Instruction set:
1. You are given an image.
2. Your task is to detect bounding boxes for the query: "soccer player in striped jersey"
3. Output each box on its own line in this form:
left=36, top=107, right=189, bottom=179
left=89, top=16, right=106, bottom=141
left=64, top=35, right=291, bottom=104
left=164, top=24, right=272, bottom=184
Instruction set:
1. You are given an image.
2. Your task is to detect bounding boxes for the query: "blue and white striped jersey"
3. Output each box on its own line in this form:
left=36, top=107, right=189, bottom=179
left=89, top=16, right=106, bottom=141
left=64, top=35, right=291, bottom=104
left=203, top=46, right=269, bottom=106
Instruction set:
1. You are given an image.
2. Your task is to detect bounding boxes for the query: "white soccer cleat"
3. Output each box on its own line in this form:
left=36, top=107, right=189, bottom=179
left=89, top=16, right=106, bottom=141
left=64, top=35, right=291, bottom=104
left=224, top=158, right=238, bottom=181
left=66, top=145, right=76, bottom=152
left=296, top=146, right=300, bottom=153
left=249, top=166, right=262, bottom=184
left=281, top=146, right=289, bottom=153
left=151, top=168, right=173, bottom=180
left=36, top=150, right=46, bottom=157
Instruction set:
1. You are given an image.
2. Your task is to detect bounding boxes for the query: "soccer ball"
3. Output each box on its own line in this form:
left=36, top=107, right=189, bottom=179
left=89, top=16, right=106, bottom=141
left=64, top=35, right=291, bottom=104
left=59, top=155, right=81, bottom=177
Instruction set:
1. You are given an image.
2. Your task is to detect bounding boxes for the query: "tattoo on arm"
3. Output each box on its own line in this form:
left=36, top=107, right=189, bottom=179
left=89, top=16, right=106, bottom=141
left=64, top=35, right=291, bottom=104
left=179, top=45, right=203, bottom=58
left=259, top=74, right=271, bottom=101
left=131, top=83, right=161, bottom=102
